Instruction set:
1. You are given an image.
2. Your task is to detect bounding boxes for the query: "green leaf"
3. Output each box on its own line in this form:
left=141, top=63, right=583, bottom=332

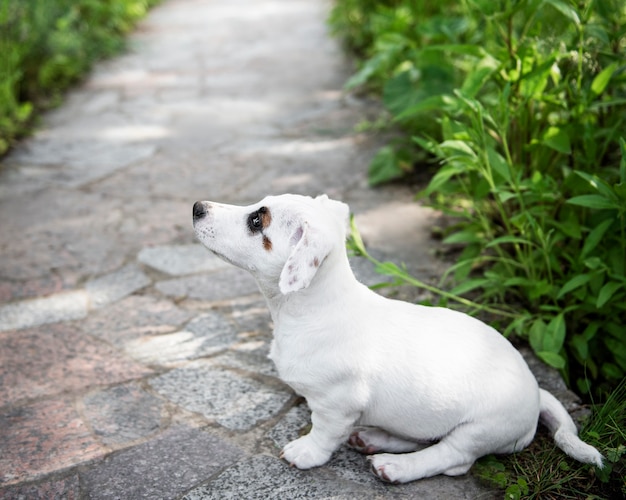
left=517, top=477, right=529, bottom=496
left=382, top=71, right=422, bottom=116
left=419, top=163, right=464, bottom=196
left=439, top=139, right=477, bottom=157
left=544, top=0, right=580, bottom=26
left=461, top=56, right=499, bottom=98
left=529, top=318, right=546, bottom=353
left=591, top=62, right=619, bottom=97
left=584, top=257, right=604, bottom=270
left=497, top=190, right=517, bottom=203
left=541, top=126, right=571, bottom=154
left=503, top=277, right=536, bottom=287
left=347, top=216, right=367, bottom=257
left=537, top=351, right=566, bottom=369
left=384, top=66, right=454, bottom=117
left=597, top=281, right=623, bottom=308
left=449, top=278, right=490, bottom=296
left=420, top=43, right=489, bottom=58
left=601, top=362, right=624, bottom=380
left=543, top=313, right=566, bottom=353
left=486, top=146, right=511, bottom=182
left=557, top=273, right=591, bottom=299
left=620, top=137, right=626, bottom=185
left=581, top=218, right=614, bottom=259
left=574, top=171, right=618, bottom=201
left=374, top=261, right=404, bottom=278
left=368, top=146, right=404, bottom=186
left=442, top=230, right=482, bottom=245
left=519, top=57, right=557, bottom=98
left=571, top=334, right=589, bottom=360
left=485, top=235, right=532, bottom=248
left=396, top=95, right=457, bottom=121
left=529, top=280, right=554, bottom=301
left=567, top=194, right=619, bottom=210
left=345, top=52, right=388, bottom=89
left=582, top=322, right=600, bottom=341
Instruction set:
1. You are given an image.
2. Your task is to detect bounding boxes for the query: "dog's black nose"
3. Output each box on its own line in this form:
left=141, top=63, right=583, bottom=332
left=193, top=201, right=208, bottom=220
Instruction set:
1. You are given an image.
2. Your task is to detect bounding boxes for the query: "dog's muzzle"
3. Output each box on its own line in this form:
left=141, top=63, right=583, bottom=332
left=193, top=201, right=209, bottom=221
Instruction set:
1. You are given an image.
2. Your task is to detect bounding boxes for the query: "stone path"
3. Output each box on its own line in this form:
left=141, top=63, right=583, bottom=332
left=0, top=1, right=579, bottom=498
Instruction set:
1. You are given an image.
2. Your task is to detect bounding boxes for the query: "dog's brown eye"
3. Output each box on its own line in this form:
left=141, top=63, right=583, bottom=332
left=247, top=211, right=263, bottom=232
left=247, top=206, right=270, bottom=234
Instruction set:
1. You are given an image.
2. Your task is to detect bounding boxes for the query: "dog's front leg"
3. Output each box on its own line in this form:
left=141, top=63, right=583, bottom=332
left=280, top=408, right=357, bottom=469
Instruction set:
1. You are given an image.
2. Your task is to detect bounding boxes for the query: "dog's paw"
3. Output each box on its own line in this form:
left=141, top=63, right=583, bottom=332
left=368, top=454, right=410, bottom=484
left=280, top=436, right=331, bottom=469
left=348, top=430, right=381, bottom=454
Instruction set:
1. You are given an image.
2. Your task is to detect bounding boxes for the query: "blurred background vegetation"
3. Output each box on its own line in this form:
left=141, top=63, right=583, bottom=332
left=0, top=0, right=160, bottom=156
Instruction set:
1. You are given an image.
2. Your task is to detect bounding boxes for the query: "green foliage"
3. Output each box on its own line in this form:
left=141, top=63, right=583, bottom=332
left=0, top=0, right=159, bottom=156
left=331, top=0, right=626, bottom=398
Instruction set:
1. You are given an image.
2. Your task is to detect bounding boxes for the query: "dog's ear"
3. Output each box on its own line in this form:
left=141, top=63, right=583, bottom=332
left=315, top=195, right=350, bottom=236
left=279, top=221, right=332, bottom=294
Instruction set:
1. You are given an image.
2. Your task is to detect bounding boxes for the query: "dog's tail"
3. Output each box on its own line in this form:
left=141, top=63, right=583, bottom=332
left=539, top=388, right=603, bottom=468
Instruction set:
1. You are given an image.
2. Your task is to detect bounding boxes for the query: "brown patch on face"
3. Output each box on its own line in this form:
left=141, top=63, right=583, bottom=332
left=259, top=206, right=272, bottom=229
left=263, top=235, right=272, bottom=251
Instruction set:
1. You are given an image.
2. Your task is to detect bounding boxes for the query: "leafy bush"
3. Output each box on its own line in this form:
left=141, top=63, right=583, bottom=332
left=0, top=0, right=159, bottom=156
left=331, top=0, right=626, bottom=398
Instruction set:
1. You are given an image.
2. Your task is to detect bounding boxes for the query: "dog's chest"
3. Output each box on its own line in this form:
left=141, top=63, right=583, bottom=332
left=268, top=330, right=331, bottom=396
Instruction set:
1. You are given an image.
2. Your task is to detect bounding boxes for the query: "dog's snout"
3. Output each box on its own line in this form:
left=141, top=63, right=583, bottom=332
left=193, top=201, right=209, bottom=221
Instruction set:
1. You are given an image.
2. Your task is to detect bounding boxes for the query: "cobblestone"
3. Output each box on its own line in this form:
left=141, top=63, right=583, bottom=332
left=86, top=263, right=151, bottom=308
left=0, top=291, right=88, bottom=332
left=138, top=244, right=228, bottom=276
left=149, top=363, right=292, bottom=431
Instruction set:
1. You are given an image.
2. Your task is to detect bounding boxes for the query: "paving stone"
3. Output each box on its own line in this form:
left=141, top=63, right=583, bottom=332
left=156, top=267, right=259, bottom=302
left=86, top=263, right=151, bottom=308
left=219, top=297, right=274, bottom=362
left=181, top=455, right=381, bottom=500
left=0, top=290, right=88, bottom=332
left=82, top=383, right=165, bottom=446
left=138, top=244, right=228, bottom=276
left=0, top=398, right=106, bottom=486
left=209, top=348, right=277, bottom=377
left=267, top=402, right=309, bottom=449
left=149, top=362, right=292, bottom=431
left=0, top=474, right=80, bottom=500
left=80, top=425, right=243, bottom=500
left=79, top=294, right=194, bottom=346
left=5, top=138, right=156, bottom=188
left=0, top=186, right=129, bottom=264
left=0, top=323, right=152, bottom=406
left=0, top=275, right=72, bottom=303
left=123, top=310, right=237, bottom=365
left=228, top=297, right=273, bottom=336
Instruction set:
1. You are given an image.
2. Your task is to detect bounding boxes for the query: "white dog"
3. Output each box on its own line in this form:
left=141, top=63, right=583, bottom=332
left=192, top=193, right=603, bottom=483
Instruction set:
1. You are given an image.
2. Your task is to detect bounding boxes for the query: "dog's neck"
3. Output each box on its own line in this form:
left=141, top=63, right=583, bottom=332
left=255, top=248, right=359, bottom=323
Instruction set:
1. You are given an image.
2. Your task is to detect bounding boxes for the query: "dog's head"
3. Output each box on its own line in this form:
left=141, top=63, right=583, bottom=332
left=192, top=194, right=350, bottom=295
